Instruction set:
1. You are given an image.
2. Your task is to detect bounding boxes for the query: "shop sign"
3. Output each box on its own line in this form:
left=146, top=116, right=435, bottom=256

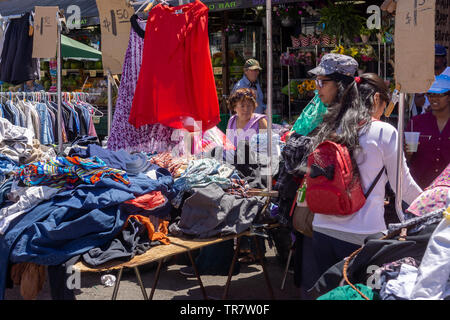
left=203, top=0, right=306, bottom=11
left=32, top=6, right=59, bottom=58
left=96, top=0, right=133, bottom=75
left=395, top=0, right=435, bottom=93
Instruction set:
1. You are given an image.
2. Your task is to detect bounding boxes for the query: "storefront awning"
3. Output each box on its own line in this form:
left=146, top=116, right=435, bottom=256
left=0, top=0, right=99, bottom=26
left=61, top=34, right=102, bottom=60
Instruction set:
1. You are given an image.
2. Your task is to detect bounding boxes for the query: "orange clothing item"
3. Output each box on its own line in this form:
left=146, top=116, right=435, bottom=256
left=10, top=262, right=46, bottom=300
left=129, top=0, right=220, bottom=132
left=124, top=215, right=170, bottom=245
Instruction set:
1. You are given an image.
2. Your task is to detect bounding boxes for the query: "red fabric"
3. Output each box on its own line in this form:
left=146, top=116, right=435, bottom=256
left=124, top=191, right=166, bottom=211
left=129, top=0, right=220, bottom=132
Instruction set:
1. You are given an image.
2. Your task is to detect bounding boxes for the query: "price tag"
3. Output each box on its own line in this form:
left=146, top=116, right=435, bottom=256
left=89, top=70, right=97, bottom=77
left=96, top=0, right=133, bottom=75
left=32, top=6, right=59, bottom=58
left=395, top=0, right=435, bottom=93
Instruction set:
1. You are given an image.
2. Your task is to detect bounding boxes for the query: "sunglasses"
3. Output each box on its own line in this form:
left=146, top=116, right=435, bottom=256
left=426, top=92, right=447, bottom=99
left=315, top=78, right=334, bottom=88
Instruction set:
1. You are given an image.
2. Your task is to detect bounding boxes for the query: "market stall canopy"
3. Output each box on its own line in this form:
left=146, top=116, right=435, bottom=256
left=61, top=34, right=102, bottom=60
left=0, top=0, right=99, bottom=26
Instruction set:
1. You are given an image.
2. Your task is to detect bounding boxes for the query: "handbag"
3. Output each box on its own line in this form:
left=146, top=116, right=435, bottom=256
left=292, top=205, right=314, bottom=238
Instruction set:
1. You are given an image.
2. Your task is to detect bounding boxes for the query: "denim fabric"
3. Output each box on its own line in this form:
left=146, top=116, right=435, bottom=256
left=35, top=103, right=54, bottom=145
left=5, top=101, right=20, bottom=126
left=232, top=75, right=266, bottom=114
left=0, top=178, right=13, bottom=208
left=69, top=144, right=156, bottom=176
left=0, top=155, right=18, bottom=183
left=0, top=172, right=176, bottom=299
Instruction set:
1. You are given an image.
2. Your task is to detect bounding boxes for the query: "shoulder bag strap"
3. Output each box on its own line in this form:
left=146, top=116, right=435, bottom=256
left=364, top=166, right=386, bottom=198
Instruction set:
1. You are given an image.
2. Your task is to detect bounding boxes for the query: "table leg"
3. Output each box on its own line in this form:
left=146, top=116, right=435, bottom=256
left=111, top=267, right=123, bottom=300
left=253, top=235, right=275, bottom=299
left=222, top=236, right=241, bottom=300
left=187, top=250, right=208, bottom=300
left=149, top=259, right=164, bottom=300
left=280, top=247, right=294, bottom=290
left=133, top=266, right=149, bottom=300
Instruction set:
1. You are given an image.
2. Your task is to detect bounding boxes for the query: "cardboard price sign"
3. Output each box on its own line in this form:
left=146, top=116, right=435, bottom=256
left=32, top=6, right=59, bottom=58
left=394, top=0, right=435, bottom=93
left=96, top=0, right=132, bottom=75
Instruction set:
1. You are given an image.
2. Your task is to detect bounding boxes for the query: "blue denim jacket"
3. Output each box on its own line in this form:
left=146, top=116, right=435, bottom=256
left=232, top=75, right=266, bottom=114
left=35, top=103, right=54, bottom=145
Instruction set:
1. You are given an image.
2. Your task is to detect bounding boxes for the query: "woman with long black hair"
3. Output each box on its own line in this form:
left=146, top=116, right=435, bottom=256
left=308, top=66, right=422, bottom=282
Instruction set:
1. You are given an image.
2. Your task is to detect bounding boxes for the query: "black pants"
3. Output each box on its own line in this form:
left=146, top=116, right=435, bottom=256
left=311, top=231, right=361, bottom=285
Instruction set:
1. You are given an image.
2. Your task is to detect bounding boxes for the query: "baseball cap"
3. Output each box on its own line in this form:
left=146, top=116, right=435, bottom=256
left=435, top=44, right=447, bottom=56
left=244, top=59, right=263, bottom=70
left=427, top=74, right=450, bottom=94
left=308, top=53, right=358, bottom=77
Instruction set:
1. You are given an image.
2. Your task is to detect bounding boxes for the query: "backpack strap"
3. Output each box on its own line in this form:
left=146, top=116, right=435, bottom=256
left=364, top=166, right=386, bottom=198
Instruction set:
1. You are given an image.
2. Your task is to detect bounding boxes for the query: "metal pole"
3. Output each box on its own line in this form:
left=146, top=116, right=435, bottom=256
left=57, top=13, right=63, bottom=154
left=384, top=43, right=387, bottom=80
left=107, top=70, right=112, bottom=138
left=395, top=92, right=406, bottom=223
left=266, top=0, right=273, bottom=192
left=287, top=47, right=291, bottom=123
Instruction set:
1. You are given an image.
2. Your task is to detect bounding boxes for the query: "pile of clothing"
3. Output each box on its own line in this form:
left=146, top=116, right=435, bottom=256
left=0, top=123, right=283, bottom=300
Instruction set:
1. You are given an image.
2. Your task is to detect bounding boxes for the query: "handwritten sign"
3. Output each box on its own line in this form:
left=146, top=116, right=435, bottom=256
left=32, top=6, right=59, bottom=58
left=96, top=0, right=132, bottom=74
left=395, top=0, right=436, bottom=93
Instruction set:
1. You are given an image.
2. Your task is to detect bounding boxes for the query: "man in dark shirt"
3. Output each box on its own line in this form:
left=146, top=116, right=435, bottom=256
left=406, top=74, right=450, bottom=189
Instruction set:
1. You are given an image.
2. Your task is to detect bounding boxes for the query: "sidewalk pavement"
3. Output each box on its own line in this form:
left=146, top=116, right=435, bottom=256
left=5, top=243, right=303, bottom=300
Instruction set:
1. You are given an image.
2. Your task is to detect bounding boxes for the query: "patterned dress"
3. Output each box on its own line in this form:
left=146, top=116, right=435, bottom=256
left=107, top=15, right=180, bottom=153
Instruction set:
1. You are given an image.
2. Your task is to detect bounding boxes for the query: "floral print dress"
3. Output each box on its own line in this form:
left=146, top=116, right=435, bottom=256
left=107, top=15, right=181, bottom=153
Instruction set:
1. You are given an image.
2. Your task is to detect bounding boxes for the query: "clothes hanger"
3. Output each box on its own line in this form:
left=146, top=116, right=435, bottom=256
left=136, top=0, right=153, bottom=14
left=143, top=0, right=158, bottom=12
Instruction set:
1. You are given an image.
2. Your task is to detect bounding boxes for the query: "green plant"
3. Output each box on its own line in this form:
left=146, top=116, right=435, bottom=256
left=318, top=1, right=365, bottom=44
left=359, top=25, right=373, bottom=36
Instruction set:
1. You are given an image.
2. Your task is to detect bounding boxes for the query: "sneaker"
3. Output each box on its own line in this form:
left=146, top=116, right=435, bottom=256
left=179, top=266, right=196, bottom=277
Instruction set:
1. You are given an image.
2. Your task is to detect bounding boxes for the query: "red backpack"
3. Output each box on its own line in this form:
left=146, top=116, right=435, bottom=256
left=305, top=140, right=384, bottom=216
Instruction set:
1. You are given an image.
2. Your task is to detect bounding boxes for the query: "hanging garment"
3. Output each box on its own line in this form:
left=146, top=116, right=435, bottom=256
left=0, top=13, right=39, bottom=85
left=107, top=15, right=180, bottom=153
left=129, top=1, right=220, bottom=132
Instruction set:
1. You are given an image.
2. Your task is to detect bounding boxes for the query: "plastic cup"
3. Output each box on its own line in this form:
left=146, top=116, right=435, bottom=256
left=404, top=132, right=420, bottom=152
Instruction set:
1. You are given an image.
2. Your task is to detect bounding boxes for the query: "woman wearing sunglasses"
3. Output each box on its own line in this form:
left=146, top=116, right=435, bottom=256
left=406, top=74, right=450, bottom=189
left=305, top=54, right=422, bottom=290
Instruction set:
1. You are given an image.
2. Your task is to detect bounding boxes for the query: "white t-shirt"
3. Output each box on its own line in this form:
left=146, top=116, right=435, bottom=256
left=312, top=121, right=422, bottom=236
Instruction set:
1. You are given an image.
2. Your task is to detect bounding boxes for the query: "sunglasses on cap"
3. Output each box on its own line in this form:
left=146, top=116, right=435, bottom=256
left=315, top=78, right=334, bottom=88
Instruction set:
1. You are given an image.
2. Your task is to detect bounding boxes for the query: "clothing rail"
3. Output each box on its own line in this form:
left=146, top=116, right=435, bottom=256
left=0, top=13, right=26, bottom=21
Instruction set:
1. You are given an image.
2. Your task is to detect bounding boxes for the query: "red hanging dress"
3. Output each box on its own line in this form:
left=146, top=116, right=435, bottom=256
left=129, top=0, right=220, bottom=132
